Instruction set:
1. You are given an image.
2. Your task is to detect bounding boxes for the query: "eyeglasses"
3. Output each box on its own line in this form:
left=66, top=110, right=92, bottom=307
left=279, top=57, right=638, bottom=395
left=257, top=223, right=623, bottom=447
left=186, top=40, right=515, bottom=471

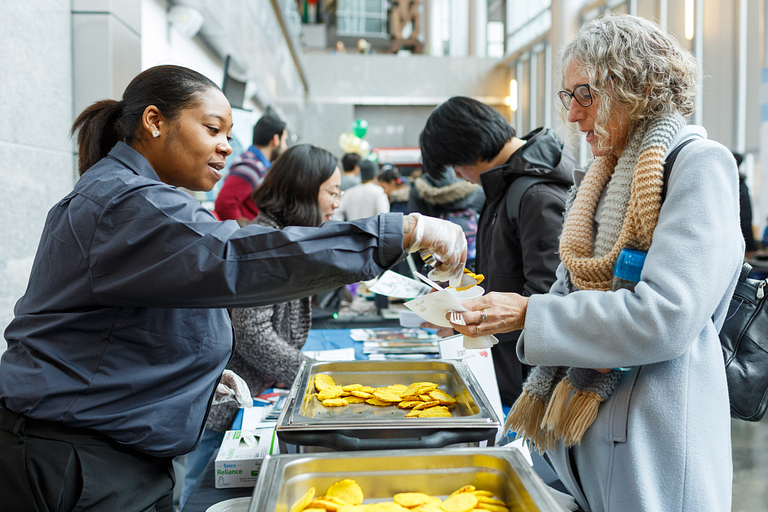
left=558, top=84, right=594, bottom=110
left=558, top=75, right=616, bottom=110
left=324, top=188, right=344, bottom=202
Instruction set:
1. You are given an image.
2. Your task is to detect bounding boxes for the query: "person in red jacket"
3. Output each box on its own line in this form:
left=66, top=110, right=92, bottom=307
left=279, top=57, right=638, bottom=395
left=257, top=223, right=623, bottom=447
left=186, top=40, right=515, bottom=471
left=214, top=114, right=287, bottom=225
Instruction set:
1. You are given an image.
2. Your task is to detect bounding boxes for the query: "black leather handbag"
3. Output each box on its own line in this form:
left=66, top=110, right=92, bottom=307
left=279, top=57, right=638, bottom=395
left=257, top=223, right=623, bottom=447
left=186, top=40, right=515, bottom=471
left=664, top=138, right=768, bottom=421
left=719, top=263, right=768, bottom=421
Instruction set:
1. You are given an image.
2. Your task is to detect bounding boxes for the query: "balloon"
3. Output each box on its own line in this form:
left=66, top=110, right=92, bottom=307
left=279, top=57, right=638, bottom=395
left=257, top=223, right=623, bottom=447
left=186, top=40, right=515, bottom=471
left=349, top=136, right=362, bottom=153
left=351, top=119, right=368, bottom=138
left=338, top=132, right=354, bottom=153
left=358, top=140, right=371, bottom=158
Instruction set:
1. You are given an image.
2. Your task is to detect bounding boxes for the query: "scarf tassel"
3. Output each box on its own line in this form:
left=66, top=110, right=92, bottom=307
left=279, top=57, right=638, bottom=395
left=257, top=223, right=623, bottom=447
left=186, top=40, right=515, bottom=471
left=539, top=378, right=604, bottom=447
left=541, top=377, right=574, bottom=431
left=558, top=390, right=604, bottom=447
left=504, top=389, right=548, bottom=452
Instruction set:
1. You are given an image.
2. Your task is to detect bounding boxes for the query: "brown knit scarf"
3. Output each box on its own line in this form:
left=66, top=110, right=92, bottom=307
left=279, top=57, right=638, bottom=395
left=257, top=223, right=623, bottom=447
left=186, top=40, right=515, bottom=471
left=505, top=113, right=686, bottom=451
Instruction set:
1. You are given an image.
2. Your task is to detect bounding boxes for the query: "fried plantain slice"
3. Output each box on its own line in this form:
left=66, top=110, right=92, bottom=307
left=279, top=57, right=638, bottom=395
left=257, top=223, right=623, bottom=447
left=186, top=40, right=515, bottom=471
left=343, top=396, right=367, bottom=404
left=366, top=397, right=395, bottom=406
left=417, top=406, right=452, bottom=418
left=318, top=386, right=345, bottom=401
left=428, top=389, right=457, bottom=405
left=350, top=390, right=374, bottom=399
left=342, top=384, right=363, bottom=392
left=309, top=499, right=345, bottom=511
left=291, top=487, right=317, bottom=512
left=314, top=374, right=336, bottom=392
left=326, top=479, right=364, bottom=506
left=412, top=400, right=441, bottom=410
left=369, top=502, right=410, bottom=512
left=439, top=493, right=478, bottom=512
left=476, top=497, right=505, bottom=506
left=474, top=504, right=509, bottom=512
left=321, top=398, right=349, bottom=407
left=449, top=485, right=475, bottom=497
left=403, top=382, right=438, bottom=397
left=372, top=389, right=403, bottom=403
left=397, top=400, right=423, bottom=409
left=393, top=493, right=433, bottom=508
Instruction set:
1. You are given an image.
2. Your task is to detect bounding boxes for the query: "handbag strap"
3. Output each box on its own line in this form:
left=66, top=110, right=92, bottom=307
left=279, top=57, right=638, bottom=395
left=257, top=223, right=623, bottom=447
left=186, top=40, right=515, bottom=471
left=661, top=136, right=700, bottom=202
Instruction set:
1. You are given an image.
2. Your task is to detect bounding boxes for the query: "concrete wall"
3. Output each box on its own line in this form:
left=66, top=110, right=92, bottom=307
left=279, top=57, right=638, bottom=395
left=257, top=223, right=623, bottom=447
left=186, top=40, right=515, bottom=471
left=175, top=0, right=307, bottom=132
left=0, top=1, right=75, bottom=351
left=299, top=54, right=512, bottom=154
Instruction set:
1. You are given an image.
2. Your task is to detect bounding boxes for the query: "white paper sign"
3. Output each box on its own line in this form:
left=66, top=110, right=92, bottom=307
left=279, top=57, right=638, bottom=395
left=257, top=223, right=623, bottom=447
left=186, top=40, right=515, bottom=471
left=369, top=270, right=432, bottom=298
left=303, top=347, right=356, bottom=361
left=438, top=335, right=531, bottom=464
left=438, top=335, right=504, bottom=424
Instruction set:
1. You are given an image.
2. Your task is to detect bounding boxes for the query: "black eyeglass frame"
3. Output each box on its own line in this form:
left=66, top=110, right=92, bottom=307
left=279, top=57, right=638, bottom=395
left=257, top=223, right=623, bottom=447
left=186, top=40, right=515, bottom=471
left=558, top=75, right=617, bottom=111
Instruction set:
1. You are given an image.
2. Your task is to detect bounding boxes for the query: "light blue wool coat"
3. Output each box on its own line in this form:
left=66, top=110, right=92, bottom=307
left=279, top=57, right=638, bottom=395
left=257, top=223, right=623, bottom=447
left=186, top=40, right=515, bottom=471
left=517, top=125, right=743, bottom=512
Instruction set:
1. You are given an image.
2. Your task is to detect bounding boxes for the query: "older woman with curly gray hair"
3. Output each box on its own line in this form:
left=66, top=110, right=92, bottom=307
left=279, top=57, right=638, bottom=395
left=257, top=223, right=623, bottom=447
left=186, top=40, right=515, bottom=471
left=449, top=14, right=742, bottom=512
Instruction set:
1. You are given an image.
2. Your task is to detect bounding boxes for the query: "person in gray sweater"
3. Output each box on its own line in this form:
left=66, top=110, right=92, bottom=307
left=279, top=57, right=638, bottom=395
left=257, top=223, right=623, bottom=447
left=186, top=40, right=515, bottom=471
left=181, top=144, right=342, bottom=505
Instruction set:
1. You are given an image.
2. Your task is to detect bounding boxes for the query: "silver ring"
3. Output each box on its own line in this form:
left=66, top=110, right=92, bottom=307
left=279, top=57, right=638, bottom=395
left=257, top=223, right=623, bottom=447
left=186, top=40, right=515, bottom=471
left=476, top=324, right=482, bottom=335
left=480, top=310, right=487, bottom=324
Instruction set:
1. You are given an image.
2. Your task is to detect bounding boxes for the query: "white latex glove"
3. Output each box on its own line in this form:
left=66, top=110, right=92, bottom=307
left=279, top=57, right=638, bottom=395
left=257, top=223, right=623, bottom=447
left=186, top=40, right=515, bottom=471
left=407, top=213, right=467, bottom=287
left=213, top=369, right=253, bottom=408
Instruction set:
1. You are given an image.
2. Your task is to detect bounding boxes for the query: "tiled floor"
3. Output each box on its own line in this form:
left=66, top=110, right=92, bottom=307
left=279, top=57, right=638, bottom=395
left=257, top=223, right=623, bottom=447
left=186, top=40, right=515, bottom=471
left=731, top=416, right=768, bottom=511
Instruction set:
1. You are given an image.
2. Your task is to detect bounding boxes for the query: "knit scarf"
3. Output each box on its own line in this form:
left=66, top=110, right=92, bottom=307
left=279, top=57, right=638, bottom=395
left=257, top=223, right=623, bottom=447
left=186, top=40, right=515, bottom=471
left=505, top=112, right=686, bottom=452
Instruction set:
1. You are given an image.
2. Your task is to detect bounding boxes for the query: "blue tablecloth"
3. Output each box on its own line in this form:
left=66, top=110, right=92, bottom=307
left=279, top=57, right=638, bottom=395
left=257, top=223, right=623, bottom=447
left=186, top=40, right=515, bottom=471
left=302, top=328, right=366, bottom=360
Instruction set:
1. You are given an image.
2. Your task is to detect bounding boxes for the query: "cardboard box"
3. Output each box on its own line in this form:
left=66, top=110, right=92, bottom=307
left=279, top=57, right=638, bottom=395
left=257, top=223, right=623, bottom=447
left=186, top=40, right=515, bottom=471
left=214, top=428, right=279, bottom=488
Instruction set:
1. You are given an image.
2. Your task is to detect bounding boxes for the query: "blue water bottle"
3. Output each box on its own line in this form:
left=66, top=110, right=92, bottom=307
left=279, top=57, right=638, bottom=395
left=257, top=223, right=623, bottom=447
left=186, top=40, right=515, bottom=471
left=611, top=248, right=647, bottom=372
left=612, top=248, right=647, bottom=292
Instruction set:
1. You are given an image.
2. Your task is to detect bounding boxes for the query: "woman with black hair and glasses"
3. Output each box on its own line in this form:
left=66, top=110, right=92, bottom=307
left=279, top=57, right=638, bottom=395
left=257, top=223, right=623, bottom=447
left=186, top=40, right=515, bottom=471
left=180, top=144, right=343, bottom=506
left=0, top=65, right=466, bottom=511
left=449, top=14, right=742, bottom=512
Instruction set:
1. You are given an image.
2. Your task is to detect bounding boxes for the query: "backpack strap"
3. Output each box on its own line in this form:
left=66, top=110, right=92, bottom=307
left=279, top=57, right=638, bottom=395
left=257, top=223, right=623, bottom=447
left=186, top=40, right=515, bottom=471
left=661, top=136, right=701, bottom=202
left=505, top=176, right=558, bottom=223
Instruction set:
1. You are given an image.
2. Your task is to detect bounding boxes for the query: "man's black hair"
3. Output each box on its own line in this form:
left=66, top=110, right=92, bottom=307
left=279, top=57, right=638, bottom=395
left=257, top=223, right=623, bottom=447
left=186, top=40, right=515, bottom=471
left=358, top=159, right=378, bottom=182
left=341, top=153, right=362, bottom=172
left=419, top=96, right=515, bottom=179
left=252, top=114, right=287, bottom=147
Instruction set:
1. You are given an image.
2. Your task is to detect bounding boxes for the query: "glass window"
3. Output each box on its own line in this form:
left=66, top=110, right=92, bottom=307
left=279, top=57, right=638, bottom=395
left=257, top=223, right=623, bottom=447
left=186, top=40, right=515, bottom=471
left=336, top=0, right=388, bottom=37
left=506, top=0, right=551, bottom=54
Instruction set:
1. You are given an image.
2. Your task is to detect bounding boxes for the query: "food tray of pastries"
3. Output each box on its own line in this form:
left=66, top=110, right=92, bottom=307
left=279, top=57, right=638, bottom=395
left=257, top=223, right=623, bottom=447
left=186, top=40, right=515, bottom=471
left=247, top=447, right=564, bottom=512
left=275, top=360, right=500, bottom=451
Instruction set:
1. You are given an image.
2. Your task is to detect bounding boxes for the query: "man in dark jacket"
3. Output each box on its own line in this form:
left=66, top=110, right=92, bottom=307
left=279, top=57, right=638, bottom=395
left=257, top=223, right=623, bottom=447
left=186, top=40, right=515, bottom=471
left=420, top=96, right=576, bottom=407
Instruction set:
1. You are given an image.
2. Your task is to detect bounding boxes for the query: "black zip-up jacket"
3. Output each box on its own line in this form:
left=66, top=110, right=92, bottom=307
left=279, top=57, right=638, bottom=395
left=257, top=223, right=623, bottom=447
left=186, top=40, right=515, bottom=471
left=476, top=128, right=577, bottom=406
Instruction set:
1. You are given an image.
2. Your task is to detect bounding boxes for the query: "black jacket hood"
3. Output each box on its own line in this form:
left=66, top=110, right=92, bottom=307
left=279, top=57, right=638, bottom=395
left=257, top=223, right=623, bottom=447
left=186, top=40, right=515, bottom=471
left=480, top=128, right=576, bottom=200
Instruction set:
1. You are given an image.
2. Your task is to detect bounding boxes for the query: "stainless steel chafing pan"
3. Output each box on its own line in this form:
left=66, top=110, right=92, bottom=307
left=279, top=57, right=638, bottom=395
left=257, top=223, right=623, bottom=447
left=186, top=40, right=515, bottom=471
left=276, top=360, right=500, bottom=451
left=248, top=447, right=565, bottom=512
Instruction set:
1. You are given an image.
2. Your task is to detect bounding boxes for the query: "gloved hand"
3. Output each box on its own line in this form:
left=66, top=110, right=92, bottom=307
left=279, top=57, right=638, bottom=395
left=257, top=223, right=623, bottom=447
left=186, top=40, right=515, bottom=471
left=213, top=369, right=253, bottom=408
left=407, top=213, right=467, bottom=287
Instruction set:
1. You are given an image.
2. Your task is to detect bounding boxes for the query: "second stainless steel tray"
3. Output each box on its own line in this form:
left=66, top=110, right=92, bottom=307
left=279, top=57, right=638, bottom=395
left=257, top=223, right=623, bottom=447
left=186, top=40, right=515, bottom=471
left=248, top=447, right=566, bottom=512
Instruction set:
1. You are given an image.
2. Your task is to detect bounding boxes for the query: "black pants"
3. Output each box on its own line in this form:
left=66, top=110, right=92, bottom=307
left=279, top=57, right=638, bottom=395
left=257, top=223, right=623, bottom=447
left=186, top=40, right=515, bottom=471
left=0, top=408, right=174, bottom=512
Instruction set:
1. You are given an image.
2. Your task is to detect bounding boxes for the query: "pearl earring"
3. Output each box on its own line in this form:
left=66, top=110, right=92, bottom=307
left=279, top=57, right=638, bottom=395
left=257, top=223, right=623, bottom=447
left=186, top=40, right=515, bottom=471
left=152, top=130, right=160, bottom=138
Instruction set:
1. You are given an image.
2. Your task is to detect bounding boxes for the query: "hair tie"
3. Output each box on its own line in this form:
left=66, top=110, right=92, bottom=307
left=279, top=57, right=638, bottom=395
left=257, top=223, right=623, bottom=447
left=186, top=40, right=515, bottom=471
left=116, top=100, right=124, bottom=112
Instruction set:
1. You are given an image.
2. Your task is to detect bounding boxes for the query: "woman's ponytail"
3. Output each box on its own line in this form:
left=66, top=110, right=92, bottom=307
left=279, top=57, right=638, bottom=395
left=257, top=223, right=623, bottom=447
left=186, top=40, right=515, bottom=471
left=70, top=99, right=124, bottom=176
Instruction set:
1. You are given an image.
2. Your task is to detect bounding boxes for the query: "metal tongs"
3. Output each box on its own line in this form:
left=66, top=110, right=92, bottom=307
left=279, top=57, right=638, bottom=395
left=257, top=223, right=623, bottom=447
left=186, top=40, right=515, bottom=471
left=418, top=250, right=481, bottom=290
